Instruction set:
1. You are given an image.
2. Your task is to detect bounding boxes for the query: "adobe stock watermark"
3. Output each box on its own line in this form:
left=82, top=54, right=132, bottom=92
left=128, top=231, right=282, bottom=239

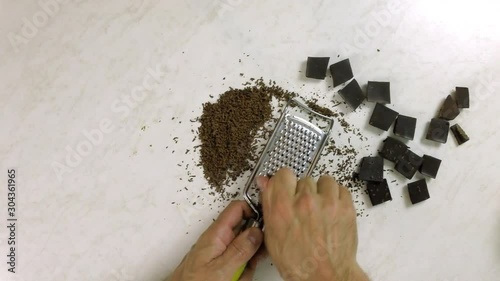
left=453, top=71, right=496, bottom=122
left=339, top=0, right=411, bottom=57
left=216, top=0, right=243, bottom=18
left=110, top=268, right=135, bottom=281
left=279, top=236, right=339, bottom=281
left=426, top=70, right=495, bottom=143
left=177, top=185, right=219, bottom=225
left=51, top=64, right=167, bottom=182
left=8, top=0, right=86, bottom=53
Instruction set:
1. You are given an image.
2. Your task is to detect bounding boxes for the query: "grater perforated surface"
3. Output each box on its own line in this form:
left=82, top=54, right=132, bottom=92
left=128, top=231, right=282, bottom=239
left=260, top=116, right=323, bottom=178
left=243, top=99, right=334, bottom=218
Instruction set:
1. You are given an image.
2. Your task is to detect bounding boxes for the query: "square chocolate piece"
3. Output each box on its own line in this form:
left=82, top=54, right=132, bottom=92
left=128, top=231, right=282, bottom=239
left=367, top=81, right=391, bottom=104
left=369, top=103, right=399, bottom=131
left=419, top=155, right=442, bottom=179
left=379, top=137, right=408, bottom=162
left=339, top=79, right=365, bottom=110
left=394, top=115, right=417, bottom=140
left=306, top=57, right=330, bottom=79
left=358, top=156, right=384, bottom=182
left=329, top=59, right=354, bottom=86
left=426, top=118, right=449, bottom=143
left=394, top=150, right=423, bottom=180
left=407, top=179, right=430, bottom=204
left=395, top=160, right=417, bottom=179
left=450, top=124, right=470, bottom=145
left=455, top=87, right=470, bottom=108
left=439, top=95, right=460, bottom=120
left=367, top=179, right=392, bottom=206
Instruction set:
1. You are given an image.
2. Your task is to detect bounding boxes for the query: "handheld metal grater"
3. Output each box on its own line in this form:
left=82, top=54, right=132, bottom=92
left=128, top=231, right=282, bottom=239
left=243, top=98, right=334, bottom=225
left=232, top=99, right=335, bottom=281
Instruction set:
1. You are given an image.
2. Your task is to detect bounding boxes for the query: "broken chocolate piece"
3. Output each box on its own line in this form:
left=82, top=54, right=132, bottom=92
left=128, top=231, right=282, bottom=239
left=358, top=156, right=384, bottom=182
left=329, top=59, right=354, bottom=86
left=367, top=179, right=392, bottom=206
left=439, top=95, right=460, bottom=120
left=450, top=124, right=470, bottom=145
left=305, top=57, right=330, bottom=79
left=407, top=179, right=430, bottom=204
left=339, top=79, right=365, bottom=110
left=394, top=150, right=423, bottom=180
left=369, top=103, right=399, bottom=131
left=394, top=115, right=417, bottom=140
left=419, top=155, right=442, bottom=179
left=367, top=81, right=391, bottom=104
left=379, top=137, right=408, bottom=162
left=426, top=118, right=449, bottom=143
left=402, top=150, right=424, bottom=167
left=455, top=87, right=470, bottom=108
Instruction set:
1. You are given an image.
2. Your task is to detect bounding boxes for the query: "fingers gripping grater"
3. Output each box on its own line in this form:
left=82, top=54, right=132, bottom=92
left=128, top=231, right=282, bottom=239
left=243, top=98, right=334, bottom=226
left=232, top=99, right=334, bottom=281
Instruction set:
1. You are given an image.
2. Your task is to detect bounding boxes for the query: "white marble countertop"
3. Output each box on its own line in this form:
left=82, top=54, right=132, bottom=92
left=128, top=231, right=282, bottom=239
left=1, top=0, right=499, bottom=280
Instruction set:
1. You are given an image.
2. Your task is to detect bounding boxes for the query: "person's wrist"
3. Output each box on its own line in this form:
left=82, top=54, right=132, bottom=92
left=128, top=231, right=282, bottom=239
left=347, top=262, right=369, bottom=281
left=301, top=261, right=368, bottom=281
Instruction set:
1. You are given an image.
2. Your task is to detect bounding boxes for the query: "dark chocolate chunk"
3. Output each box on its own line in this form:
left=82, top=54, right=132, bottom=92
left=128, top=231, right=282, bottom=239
left=394, top=115, right=417, bottom=140
left=426, top=118, right=449, bottom=143
left=395, top=160, right=417, bottom=179
left=358, top=156, right=384, bottom=182
left=369, top=103, right=399, bottom=131
left=402, top=150, right=424, bottom=167
left=379, top=137, right=408, bottom=162
left=407, top=179, right=430, bottom=204
left=394, top=150, right=423, bottom=180
left=419, top=155, right=442, bottom=179
left=339, top=79, right=365, bottom=110
left=305, top=57, right=330, bottom=79
left=329, top=59, right=354, bottom=86
left=450, top=124, right=470, bottom=145
left=455, top=87, right=470, bottom=108
left=366, top=81, right=391, bottom=104
left=367, top=179, right=392, bottom=206
left=439, top=95, right=460, bottom=120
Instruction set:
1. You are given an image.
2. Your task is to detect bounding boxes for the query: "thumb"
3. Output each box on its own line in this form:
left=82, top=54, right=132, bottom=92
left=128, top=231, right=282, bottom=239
left=256, top=176, right=270, bottom=214
left=256, top=176, right=269, bottom=191
left=218, top=227, right=263, bottom=274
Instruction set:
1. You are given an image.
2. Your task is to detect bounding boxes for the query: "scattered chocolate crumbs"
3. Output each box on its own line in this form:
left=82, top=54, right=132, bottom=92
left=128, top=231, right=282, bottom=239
left=199, top=78, right=295, bottom=192
left=306, top=100, right=336, bottom=117
left=187, top=78, right=369, bottom=214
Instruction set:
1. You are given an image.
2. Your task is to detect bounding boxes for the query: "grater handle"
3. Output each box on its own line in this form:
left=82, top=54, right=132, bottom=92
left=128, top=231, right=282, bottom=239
left=230, top=217, right=263, bottom=281
left=243, top=217, right=263, bottom=229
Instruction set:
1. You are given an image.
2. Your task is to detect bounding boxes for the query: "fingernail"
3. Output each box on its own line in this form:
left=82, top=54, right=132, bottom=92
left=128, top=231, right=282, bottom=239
left=256, top=177, right=267, bottom=190
left=247, top=229, right=262, bottom=246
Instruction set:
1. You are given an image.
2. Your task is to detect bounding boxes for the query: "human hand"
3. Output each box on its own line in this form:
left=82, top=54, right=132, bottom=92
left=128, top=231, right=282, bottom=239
left=258, top=168, right=369, bottom=281
left=170, top=201, right=265, bottom=281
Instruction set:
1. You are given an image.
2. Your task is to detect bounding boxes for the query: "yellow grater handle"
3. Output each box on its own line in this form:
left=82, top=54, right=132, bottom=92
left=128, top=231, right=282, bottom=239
left=231, top=218, right=262, bottom=281
left=231, top=263, right=247, bottom=281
